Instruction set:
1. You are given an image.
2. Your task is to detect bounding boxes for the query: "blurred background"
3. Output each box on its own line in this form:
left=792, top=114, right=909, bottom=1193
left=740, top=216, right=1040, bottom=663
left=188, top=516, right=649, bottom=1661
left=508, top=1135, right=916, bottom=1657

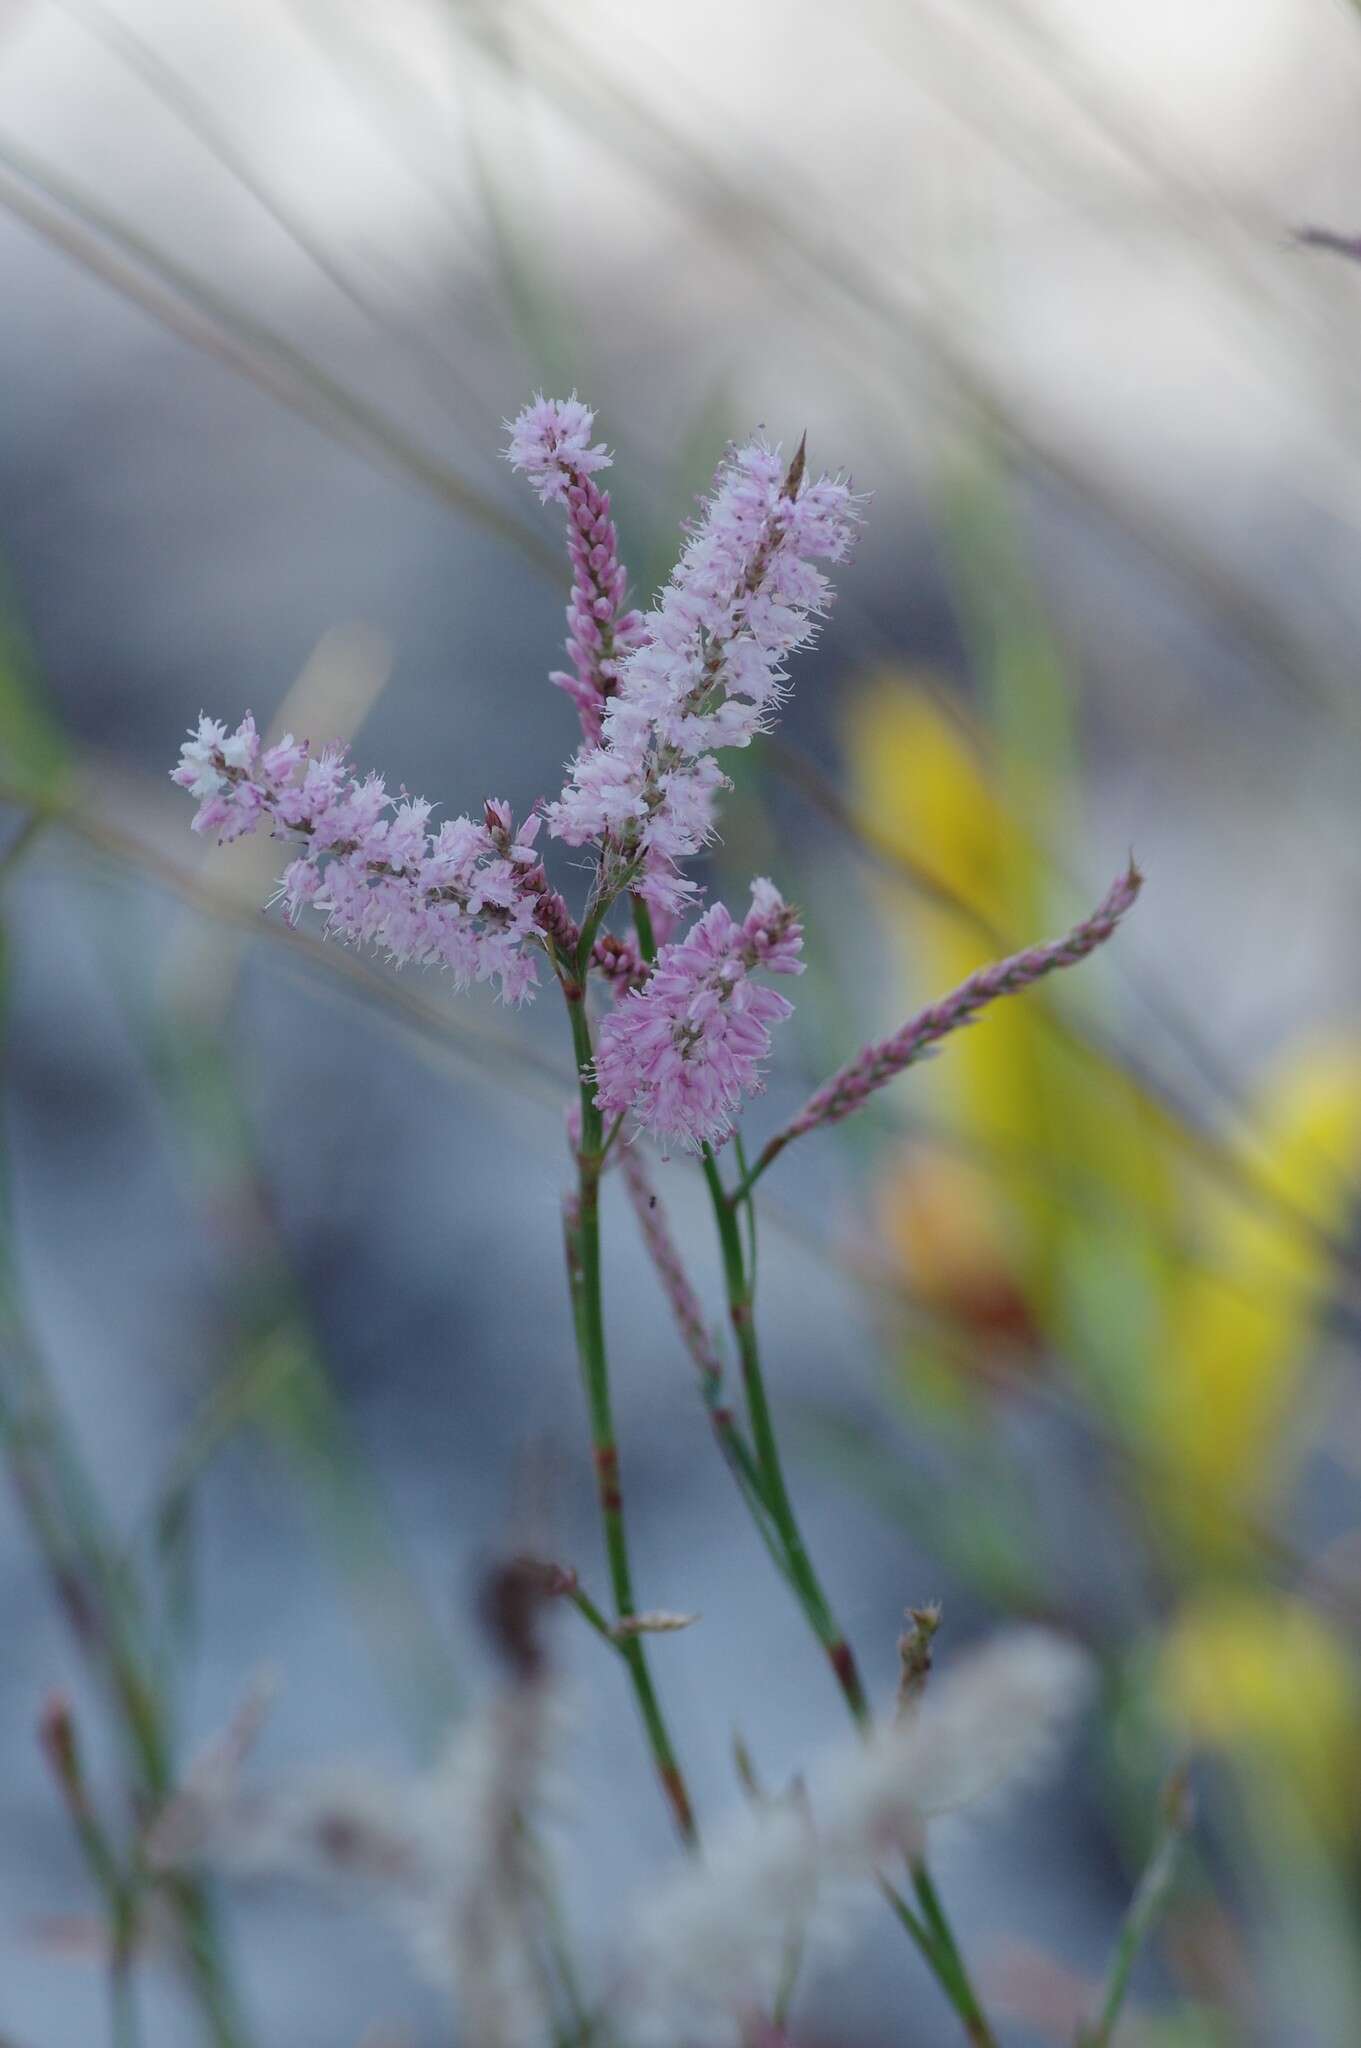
left=3, top=1, right=1361, bottom=2042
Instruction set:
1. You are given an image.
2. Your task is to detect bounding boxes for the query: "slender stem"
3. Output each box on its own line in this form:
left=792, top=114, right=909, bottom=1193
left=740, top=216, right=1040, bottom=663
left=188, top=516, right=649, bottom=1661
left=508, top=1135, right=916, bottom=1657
left=610, top=1079, right=783, bottom=1563
left=702, top=1383, right=788, bottom=1565
left=910, top=1865, right=997, bottom=2047
left=624, top=887, right=766, bottom=1511
left=98, top=1613, right=252, bottom=2046
left=1081, top=1770, right=1191, bottom=2048
left=38, top=1698, right=145, bottom=2048
left=732, top=1131, right=759, bottom=1285
left=1, top=1384, right=251, bottom=2048
left=727, top=1149, right=774, bottom=1207
left=700, top=1144, right=868, bottom=1722
left=538, top=1872, right=596, bottom=2048
left=698, top=1143, right=1000, bottom=2047
left=110, top=1929, right=142, bottom=2048
left=165, top=1877, right=253, bottom=2048
left=598, top=1109, right=627, bottom=1167
left=574, top=862, right=620, bottom=982
left=562, top=982, right=697, bottom=1848
left=623, top=898, right=780, bottom=1518
left=565, top=1580, right=623, bottom=1649
left=634, top=901, right=991, bottom=2030
left=629, top=892, right=656, bottom=964
left=880, top=1877, right=945, bottom=1974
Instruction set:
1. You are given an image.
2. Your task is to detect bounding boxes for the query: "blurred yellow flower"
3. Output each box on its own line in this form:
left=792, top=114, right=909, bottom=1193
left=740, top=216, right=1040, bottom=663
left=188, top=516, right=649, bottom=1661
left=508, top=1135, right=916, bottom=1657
left=847, top=670, right=1022, bottom=932
left=1150, top=1040, right=1361, bottom=1557
left=1158, top=1593, right=1359, bottom=1832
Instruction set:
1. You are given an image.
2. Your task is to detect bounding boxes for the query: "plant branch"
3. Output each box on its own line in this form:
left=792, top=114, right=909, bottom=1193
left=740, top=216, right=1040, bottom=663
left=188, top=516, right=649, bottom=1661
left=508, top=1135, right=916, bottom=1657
left=561, top=979, right=697, bottom=1848
left=700, top=1144, right=866, bottom=1723
left=696, top=1143, right=1003, bottom=2045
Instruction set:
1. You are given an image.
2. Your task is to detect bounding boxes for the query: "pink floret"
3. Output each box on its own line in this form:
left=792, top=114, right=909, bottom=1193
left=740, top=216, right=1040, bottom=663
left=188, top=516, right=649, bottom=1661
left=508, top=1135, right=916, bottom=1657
left=169, top=715, right=548, bottom=1004
left=594, top=880, right=803, bottom=1150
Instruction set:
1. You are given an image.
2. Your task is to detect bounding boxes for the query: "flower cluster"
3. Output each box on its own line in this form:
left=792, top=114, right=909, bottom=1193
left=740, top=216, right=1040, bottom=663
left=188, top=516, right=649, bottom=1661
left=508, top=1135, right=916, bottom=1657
left=172, top=402, right=1141, bottom=1162
left=536, top=434, right=861, bottom=915
left=505, top=393, right=647, bottom=745
left=594, top=880, right=804, bottom=1150
left=173, top=400, right=860, bottom=1140
left=172, top=714, right=561, bottom=1002
left=503, top=392, right=611, bottom=504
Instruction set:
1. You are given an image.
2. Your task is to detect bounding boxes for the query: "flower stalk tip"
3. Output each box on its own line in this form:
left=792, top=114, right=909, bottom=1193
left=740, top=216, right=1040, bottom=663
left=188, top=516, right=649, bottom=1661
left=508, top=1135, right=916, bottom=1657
left=897, top=1602, right=943, bottom=1718
left=542, top=431, right=862, bottom=917
left=782, top=430, right=808, bottom=500
left=505, top=393, right=647, bottom=744
left=744, top=862, right=1144, bottom=1188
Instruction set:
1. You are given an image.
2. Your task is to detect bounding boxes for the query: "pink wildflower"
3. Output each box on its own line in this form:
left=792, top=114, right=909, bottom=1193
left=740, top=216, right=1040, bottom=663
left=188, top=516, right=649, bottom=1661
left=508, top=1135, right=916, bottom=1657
left=503, top=392, right=611, bottom=504
left=505, top=394, right=647, bottom=743
left=170, top=714, right=553, bottom=1002
left=544, top=431, right=862, bottom=915
left=594, top=880, right=804, bottom=1150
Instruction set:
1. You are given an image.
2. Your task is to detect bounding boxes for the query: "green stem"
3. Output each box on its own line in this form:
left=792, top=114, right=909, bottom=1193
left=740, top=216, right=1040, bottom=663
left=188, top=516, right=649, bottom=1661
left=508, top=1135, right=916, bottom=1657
left=614, top=927, right=781, bottom=1584
left=698, top=1143, right=1000, bottom=2047
left=911, top=1864, right=997, bottom=2046
left=562, top=983, right=697, bottom=1848
left=726, top=1154, right=767, bottom=1207
left=880, top=1877, right=945, bottom=1974
left=1081, top=1771, right=1191, bottom=2048
left=0, top=1387, right=251, bottom=2047
left=732, top=1131, right=759, bottom=1285
left=39, top=1705, right=145, bottom=2048
left=575, top=858, right=625, bottom=982
left=110, top=1939, right=141, bottom=2048
left=565, top=1580, right=622, bottom=1649
left=630, top=893, right=656, bottom=964
left=634, top=898, right=990, bottom=2034
left=166, top=1873, right=253, bottom=2048
left=700, top=1144, right=868, bottom=1722
left=701, top=1384, right=791, bottom=1573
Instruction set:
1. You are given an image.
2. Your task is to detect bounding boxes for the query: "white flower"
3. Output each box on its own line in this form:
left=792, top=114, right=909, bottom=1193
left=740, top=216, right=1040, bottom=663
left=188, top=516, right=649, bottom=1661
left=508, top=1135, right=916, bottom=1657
left=615, top=1630, right=1092, bottom=2045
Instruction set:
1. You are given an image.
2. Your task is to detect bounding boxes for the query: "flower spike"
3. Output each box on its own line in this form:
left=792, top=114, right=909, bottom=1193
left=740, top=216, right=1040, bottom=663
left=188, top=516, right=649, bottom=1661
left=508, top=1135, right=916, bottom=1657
left=545, top=431, right=863, bottom=914
left=746, top=864, right=1143, bottom=1186
left=594, top=880, right=804, bottom=1151
left=171, top=715, right=551, bottom=1002
left=505, top=393, right=648, bottom=743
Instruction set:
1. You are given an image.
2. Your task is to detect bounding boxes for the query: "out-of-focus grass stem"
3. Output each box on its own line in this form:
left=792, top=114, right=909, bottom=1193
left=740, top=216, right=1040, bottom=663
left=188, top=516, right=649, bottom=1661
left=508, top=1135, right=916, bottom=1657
left=1079, top=1769, right=1193, bottom=2048
left=0, top=137, right=553, bottom=571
